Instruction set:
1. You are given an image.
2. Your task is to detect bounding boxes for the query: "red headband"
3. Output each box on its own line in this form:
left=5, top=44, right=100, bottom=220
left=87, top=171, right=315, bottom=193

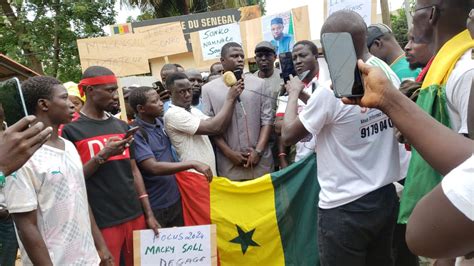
left=78, top=75, right=117, bottom=97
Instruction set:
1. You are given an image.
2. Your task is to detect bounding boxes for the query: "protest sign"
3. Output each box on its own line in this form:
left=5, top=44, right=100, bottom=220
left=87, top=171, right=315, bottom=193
left=325, top=0, right=377, bottom=26
left=133, top=6, right=261, bottom=51
left=77, top=22, right=186, bottom=77
left=199, top=23, right=242, bottom=61
left=133, top=225, right=217, bottom=266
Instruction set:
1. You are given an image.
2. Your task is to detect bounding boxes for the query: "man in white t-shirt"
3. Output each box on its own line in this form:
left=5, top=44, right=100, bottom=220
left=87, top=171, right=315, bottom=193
left=4, top=76, right=112, bottom=265
left=164, top=72, right=242, bottom=176
left=341, top=57, right=474, bottom=260
left=275, top=40, right=322, bottom=166
left=281, top=10, right=405, bottom=265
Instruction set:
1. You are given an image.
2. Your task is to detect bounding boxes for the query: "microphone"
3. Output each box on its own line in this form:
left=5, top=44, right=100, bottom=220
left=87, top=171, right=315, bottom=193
left=223, top=69, right=243, bottom=102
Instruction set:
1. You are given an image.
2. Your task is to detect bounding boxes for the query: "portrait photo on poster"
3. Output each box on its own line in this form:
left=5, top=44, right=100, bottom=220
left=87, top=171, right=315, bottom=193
left=261, top=11, right=295, bottom=55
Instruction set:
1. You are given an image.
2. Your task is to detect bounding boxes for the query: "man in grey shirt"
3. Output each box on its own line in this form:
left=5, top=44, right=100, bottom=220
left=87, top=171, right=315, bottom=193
left=253, top=41, right=282, bottom=107
left=202, top=42, right=274, bottom=181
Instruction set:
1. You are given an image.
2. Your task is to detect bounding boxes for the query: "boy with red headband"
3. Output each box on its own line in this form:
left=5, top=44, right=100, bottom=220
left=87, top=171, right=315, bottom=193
left=62, top=66, right=160, bottom=266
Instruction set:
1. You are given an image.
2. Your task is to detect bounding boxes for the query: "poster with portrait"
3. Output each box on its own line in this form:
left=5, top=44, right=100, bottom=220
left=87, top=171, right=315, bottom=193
left=261, top=11, right=295, bottom=55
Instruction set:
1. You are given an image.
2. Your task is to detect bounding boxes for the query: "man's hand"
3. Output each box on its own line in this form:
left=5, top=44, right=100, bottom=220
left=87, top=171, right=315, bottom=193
left=98, top=136, right=133, bottom=159
left=191, top=161, right=213, bottom=182
left=226, top=80, right=244, bottom=101
left=227, top=150, right=249, bottom=167
left=244, top=148, right=261, bottom=168
left=342, top=60, right=395, bottom=108
left=0, top=116, right=52, bottom=176
left=98, top=248, right=115, bottom=266
left=146, top=215, right=161, bottom=236
left=159, top=90, right=170, bottom=101
left=285, top=75, right=305, bottom=96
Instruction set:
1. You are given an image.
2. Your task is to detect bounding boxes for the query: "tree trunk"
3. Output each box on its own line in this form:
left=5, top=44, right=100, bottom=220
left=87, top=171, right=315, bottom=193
left=52, top=0, right=61, bottom=77
left=178, top=0, right=190, bottom=14
left=0, top=0, right=44, bottom=74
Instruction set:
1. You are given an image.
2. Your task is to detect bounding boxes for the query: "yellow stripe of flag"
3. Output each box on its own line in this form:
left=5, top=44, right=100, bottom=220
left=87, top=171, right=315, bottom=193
left=210, top=174, right=285, bottom=266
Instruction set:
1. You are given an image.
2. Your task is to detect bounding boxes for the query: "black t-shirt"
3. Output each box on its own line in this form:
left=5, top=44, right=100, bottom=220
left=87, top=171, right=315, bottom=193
left=62, top=114, right=142, bottom=228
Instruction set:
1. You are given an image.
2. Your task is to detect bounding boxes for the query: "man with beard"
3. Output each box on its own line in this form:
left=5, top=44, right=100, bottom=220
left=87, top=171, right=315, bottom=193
left=270, top=17, right=294, bottom=54
left=185, top=69, right=204, bottom=111
left=62, top=66, right=160, bottom=266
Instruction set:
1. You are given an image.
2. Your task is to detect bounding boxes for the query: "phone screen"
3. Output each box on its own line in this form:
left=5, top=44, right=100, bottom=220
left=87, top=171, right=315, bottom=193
left=321, top=32, right=364, bottom=98
left=153, top=81, right=166, bottom=94
left=0, top=78, right=28, bottom=127
left=279, top=52, right=297, bottom=84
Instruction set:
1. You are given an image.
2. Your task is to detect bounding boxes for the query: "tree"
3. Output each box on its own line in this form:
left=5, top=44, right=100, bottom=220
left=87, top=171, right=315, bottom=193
left=0, top=0, right=116, bottom=82
left=390, top=8, right=409, bottom=48
left=123, top=0, right=265, bottom=21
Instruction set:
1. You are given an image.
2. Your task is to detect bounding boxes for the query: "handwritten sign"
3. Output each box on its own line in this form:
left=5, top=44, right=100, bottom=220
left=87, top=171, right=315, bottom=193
left=133, top=225, right=217, bottom=266
left=77, top=22, right=187, bottom=77
left=198, top=23, right=242, bottom=61
left=327, top=0, right=373, bottom=25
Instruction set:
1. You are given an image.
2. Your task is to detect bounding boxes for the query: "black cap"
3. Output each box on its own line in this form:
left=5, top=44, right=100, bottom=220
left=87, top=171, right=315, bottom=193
left=367, top=23, right=392, bottom=48
left=255, top=41, right=276, bottom=54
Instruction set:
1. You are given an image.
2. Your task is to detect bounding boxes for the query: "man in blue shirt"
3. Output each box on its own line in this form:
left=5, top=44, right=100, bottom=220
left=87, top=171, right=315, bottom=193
left=129, top=86, right=212, bottom=227
left=270, top=17, right=294, bottom=54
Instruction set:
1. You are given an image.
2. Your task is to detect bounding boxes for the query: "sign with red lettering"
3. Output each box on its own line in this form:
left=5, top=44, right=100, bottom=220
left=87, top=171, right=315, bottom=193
left=133, top=225, right=217, bottom=266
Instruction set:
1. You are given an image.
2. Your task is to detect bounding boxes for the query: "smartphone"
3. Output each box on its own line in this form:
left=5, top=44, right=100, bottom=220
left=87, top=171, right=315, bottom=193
left=123, top=126, right=140, bottom=139
left=153, top=81, right=167, bottom=94
left=279, top=52, right=297, bottom=85
left=321, top=32, right=364, bottom=98
left=0, top=77, right=28, bottom=126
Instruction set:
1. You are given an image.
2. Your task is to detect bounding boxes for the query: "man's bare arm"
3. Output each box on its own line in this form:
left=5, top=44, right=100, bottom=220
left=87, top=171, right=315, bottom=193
left=12, top=211, right=53, bottom=265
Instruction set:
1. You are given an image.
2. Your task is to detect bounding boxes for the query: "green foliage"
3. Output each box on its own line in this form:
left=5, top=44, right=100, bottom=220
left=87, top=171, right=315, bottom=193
left=124, top=0, right=265, bottom=20
left=0, top=0, right=116, bottom=82
left=390, top=8, right=408, bottom=48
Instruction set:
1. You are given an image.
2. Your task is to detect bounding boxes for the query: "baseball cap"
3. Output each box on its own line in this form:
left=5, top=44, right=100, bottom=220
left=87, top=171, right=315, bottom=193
left=255, top=41, right=276, bottom=54
left=367, top=23, right=393, bottom=48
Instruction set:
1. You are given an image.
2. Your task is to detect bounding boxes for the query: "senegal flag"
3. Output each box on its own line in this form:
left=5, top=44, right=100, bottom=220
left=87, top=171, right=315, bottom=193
left=398, top=30, right=474, bottom=223
left=175, top=154, right=320, bottom=265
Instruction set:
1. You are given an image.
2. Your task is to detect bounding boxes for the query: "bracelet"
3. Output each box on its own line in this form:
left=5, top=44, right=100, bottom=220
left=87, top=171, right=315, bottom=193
left=138, top=194, right=149, bottom=199
left=278, top=153, right=287, bottom=157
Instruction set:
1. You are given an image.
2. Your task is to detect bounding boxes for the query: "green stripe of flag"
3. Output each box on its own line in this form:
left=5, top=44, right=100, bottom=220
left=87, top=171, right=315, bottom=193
left=271, top=154, right=320, bottom=265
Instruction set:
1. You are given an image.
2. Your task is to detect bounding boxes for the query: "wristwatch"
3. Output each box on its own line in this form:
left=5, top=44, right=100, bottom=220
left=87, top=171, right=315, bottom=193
left=255, top=148, right=263, bottom=157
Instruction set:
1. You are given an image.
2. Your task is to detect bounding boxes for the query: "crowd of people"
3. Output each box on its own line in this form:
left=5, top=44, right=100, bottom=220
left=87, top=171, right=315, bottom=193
left=0, top=0, right=473, bottom=265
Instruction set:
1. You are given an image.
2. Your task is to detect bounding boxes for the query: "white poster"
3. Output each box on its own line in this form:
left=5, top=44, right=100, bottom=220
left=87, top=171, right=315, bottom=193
left=199, top=23, right=242, bottom=61
left=133, top=225, right=217, bottom=266
left=328, top=0, right=372, bottom=26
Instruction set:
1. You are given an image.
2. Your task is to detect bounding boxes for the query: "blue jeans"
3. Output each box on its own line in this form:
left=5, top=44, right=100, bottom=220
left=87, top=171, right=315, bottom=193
left=0, top=214, right=18, bottom=266
left=318, top=184, right=398, bottom=266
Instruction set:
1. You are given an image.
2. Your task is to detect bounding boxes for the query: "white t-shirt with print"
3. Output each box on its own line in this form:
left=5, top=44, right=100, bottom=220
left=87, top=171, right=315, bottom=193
left=164, top=104, right=217, bottom=176
left=299, top=56, right=405, bottom=209
left=5, top=138, right=99, bottom=265
left=276, top=76, right=319, bottom=161
left=442, top=154, right=474, bottom=221
left=446, top=49, right=474, bottom=134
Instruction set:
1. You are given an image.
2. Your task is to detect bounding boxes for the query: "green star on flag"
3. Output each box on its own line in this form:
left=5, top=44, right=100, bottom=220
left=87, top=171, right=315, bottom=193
left=229, top=225, right=260, bottom=254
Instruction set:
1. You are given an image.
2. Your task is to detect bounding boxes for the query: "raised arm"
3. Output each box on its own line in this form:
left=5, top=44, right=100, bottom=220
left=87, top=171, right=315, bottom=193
left=195, top=80, right=242, bottom=135
left=346, top=60, right=474, bottom=175
left=281, top=77, right=311, bottom=146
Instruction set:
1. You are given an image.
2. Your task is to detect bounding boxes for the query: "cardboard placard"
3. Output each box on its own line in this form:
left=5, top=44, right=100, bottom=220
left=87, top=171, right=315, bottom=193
left=199, top=23, right=242, bottom=61
left=325, top=0, right=377, bottom=25
left=190, top=6, right=310, bottom=68
left=77, top=22, right=187, bottom=77
left=133, top=225, right=217, bottom=266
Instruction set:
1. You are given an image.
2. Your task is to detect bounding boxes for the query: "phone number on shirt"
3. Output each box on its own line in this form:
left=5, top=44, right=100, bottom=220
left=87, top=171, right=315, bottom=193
left=360, top=118, right=394, bottom=138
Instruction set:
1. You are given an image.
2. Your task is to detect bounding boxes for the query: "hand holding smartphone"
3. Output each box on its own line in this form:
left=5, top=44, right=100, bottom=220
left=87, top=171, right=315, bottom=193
left=123, top=126, right=139, bottom=140
left=0, top=78, right=28, bottom=127
left=321, top=32, right=364, bottom=98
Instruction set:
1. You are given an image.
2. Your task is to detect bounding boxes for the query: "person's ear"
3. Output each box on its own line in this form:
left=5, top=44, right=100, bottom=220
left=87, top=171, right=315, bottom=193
left=429, top=6, right=439, bottom=25
left=85, top=85, right=94, bottom=96
left=373, top=39, right=382, bottom=48
left=137, top=104, right=145, bottom=114
left=38, top=99, right=49, bottom=112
